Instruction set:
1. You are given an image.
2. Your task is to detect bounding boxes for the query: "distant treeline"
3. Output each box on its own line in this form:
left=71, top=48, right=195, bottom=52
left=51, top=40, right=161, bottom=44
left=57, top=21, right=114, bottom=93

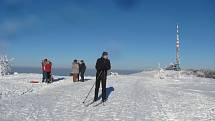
left=186, top=69, right=215, bottom=79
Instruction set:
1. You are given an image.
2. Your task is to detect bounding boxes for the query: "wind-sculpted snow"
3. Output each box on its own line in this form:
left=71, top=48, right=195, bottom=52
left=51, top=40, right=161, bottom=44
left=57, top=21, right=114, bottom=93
left=0, top=71, right=215, bottom=121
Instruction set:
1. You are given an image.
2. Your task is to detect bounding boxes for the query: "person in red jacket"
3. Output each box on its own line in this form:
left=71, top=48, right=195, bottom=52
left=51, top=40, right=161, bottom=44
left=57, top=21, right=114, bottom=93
left=41, top=59, right=48, bottom=82
left=44, top=61, right=52, bottom=83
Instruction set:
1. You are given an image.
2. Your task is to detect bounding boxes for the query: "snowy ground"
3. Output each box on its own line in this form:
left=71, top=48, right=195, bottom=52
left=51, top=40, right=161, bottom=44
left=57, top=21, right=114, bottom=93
left=0, top=71, right=215, bottom=121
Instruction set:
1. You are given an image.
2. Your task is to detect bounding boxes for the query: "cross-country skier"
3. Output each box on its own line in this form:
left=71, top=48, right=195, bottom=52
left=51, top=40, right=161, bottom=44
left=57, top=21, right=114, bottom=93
left=94, top=52, right=111, bottom=102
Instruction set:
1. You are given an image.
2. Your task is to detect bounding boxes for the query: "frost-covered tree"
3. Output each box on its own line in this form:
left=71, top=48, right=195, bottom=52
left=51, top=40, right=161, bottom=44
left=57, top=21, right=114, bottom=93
left=0, top=55, right=12, bottom=76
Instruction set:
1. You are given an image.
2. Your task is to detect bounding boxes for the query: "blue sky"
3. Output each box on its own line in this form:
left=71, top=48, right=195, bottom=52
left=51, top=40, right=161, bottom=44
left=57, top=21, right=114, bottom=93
left=0, top=0, right=214, bottom=70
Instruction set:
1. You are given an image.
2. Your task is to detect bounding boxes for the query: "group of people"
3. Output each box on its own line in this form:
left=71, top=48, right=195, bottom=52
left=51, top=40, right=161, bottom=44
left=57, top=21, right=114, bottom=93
left=41, top=51, right=111, bottom=102
left=72, top=60, right=86, bottom=82
left=42, top=59, right=52, bottom=83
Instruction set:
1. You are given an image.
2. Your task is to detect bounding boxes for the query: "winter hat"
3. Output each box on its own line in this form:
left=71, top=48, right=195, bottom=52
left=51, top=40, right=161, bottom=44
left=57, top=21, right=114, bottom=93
left=102, top=52, right=108, bottom=56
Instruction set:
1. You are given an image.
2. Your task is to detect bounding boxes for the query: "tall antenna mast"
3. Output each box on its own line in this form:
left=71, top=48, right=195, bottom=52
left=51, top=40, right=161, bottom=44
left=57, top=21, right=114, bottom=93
left=175, top=24, right=181, bottom=71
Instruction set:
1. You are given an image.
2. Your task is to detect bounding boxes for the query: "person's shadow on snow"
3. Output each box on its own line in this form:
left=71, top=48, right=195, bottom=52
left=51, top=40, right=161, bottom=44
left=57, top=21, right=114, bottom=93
left=98, top=86, right=114, bottom=100
left=52, top=77, right=65, bottom=82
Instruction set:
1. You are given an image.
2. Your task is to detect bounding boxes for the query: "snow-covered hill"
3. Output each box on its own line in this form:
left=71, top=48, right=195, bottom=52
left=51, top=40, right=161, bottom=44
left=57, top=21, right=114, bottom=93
left=0, top=71, right=215, bottom=121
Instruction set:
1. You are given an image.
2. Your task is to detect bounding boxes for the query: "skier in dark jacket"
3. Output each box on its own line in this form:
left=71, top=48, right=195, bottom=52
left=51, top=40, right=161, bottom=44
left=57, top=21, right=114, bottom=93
left=94, top=52, right=111, bottom=102
left=79, top=60, right=86, bottom=82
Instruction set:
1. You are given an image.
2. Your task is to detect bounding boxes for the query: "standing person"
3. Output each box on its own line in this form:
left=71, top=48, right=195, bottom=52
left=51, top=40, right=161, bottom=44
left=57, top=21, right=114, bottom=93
left=44, top=60, right=52, bottom=83
left=79, top=60, right=86, bottom=82
left=77, top=60, right=80, bottom=81
left=94, top=52, right=111, bottom=102
left=72, top=60, right=79, bottom=82
left=41, top=59, right=48, bottom=83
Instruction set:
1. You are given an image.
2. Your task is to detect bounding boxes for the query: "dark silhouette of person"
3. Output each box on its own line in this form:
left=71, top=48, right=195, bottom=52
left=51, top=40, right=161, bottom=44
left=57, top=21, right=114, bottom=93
left=79, top=60, right=86, bottom=82
left=94, top=52, right=111, bottom=102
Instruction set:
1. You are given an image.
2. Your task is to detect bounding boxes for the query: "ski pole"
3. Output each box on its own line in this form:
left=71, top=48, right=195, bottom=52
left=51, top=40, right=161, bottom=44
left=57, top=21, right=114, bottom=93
left=82, top=71, right=103, bottom=104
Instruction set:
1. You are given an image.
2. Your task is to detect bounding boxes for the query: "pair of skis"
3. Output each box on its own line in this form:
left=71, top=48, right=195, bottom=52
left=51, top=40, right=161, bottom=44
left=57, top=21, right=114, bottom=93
left=84, top=99, right=107, bottom=107
left=82, top=71, right=105, bottom=107
left=82, top=71, right=109, bottom=107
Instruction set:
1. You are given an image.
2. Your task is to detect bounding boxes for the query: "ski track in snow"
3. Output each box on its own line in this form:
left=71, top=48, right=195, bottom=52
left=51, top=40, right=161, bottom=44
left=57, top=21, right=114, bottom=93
left=0, top=71, right=215, bottom=121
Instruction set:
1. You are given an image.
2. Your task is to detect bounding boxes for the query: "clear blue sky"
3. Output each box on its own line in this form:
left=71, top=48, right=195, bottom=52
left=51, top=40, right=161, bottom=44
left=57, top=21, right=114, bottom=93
left=0, top=0, right=214, bottom=70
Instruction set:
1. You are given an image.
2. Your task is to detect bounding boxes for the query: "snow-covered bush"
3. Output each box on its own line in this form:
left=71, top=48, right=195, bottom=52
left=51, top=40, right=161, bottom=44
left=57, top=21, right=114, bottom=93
left=185, top=69, right=215, bottom=79
left=110, top=72, right=119, bottom=76
left=0, top=55, right=13, bottom=76
left=154, top=69, right=166, bottom=79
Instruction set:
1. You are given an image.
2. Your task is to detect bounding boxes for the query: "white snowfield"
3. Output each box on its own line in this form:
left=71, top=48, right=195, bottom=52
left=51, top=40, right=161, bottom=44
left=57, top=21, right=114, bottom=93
left=0, top=71, right=215, bottom=121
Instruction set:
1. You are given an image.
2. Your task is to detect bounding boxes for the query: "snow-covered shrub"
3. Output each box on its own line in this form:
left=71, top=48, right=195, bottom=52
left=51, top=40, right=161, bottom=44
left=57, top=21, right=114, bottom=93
left=193, top=70, right=215, bottom=79
left=154, top=69, right=166, bottom=79
left=0, top=55, right=13, bottom=76
left=159, top=69, right=166, bottom=79
left=110, top=72, right=119, bottom=76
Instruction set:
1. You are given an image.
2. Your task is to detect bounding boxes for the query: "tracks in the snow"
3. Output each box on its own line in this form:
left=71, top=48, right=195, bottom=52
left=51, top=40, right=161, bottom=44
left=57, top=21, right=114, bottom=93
left=1, top=74, right=215, bottom=120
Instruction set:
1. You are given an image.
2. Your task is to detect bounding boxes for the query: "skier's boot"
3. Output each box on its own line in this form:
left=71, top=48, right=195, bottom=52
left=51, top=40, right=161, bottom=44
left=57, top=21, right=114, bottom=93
left=102, top=98, right=107, bottom=102
left=94, top=98, right=98, bottom=102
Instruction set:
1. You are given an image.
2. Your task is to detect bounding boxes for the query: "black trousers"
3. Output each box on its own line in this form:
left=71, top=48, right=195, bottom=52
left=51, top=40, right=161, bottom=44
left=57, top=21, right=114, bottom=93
left=46, top=72, right=51, bottom=83
left=77, top=74, right=80, bottom=81
left=80, top=72, right=85, bottom=82
left=94, top=78, right=106, bottom=101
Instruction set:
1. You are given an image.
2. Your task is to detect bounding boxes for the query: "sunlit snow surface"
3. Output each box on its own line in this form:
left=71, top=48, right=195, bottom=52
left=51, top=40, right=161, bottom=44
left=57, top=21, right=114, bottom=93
left=0, top=71, right=215, bottom=121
